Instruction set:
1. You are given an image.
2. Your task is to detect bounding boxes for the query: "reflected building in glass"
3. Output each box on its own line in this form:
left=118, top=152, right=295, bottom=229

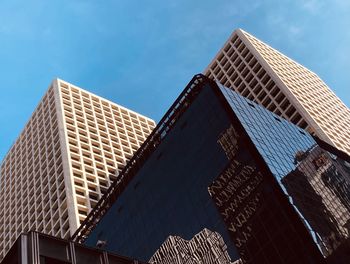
left=72, top=75, right=350, bottom=263
left=281, top=146, right=350, bottom=255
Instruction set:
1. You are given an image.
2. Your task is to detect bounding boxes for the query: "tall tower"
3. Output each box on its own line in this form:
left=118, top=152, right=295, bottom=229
left=0, top=79, right=155, bottom=259
left=204, top=28, right=350, bottom=156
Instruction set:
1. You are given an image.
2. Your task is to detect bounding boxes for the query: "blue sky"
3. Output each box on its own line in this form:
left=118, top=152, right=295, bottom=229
left=0, top=0, right=349, bottom=160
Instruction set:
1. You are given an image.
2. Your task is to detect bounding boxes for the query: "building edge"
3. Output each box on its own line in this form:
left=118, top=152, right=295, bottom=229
left=52, top=79, right=79, bottom=235
left=0, top=79, right=58, bottom=168
left=55, top=78, right=155, bottom=124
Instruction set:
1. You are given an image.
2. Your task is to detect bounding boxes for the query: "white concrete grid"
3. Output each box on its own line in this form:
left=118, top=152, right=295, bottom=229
left=205, top=29, right=350, bottom=156
left=0, top=80, right=156, bottom=260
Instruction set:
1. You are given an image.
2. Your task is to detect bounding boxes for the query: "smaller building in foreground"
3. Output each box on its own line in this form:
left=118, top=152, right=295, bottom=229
left=1, top=231, right=147, bottom=264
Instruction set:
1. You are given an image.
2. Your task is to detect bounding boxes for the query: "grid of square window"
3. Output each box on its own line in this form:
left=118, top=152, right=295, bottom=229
left=243, top=31, right=350, bottom=154
left=0, top=79, right=156, bottom=261
left=205, top=31, right=308, bottom=131
left=58, top=80, right=156, bottom=226
left=0, top=86, right=69, bottom=260
left=204, top=29, right=350, bottom=156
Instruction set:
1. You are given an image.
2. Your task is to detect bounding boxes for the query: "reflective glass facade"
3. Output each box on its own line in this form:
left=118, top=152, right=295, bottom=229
left=218, top=83, right=350, bottom=261
left=84, top=80, right=240, bottom=263
left=81, top=75, right=350, bottom=263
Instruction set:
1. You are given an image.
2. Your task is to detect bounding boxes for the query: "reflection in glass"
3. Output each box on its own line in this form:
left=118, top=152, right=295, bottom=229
left=281, top=145, right=350, bottom=256
left=218, top=82, right=350, bottom=261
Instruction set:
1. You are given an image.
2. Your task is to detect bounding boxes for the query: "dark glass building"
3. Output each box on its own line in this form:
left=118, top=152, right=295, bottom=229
left=73, top=75, right=350, bottom=264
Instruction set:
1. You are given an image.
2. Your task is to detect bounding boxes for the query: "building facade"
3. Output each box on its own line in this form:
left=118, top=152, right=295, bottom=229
left=149, top=228, right=242, bottom=264
left=75, top=75, right=350, bottom=263
left=204, top=29, right=350, bottom=156
left=0, top=79, right=155, bottom=259
left=2, top=231, right=147, bottom=264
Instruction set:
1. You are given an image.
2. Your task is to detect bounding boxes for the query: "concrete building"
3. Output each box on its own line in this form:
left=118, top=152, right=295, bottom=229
left=0, top=79, right=155, bottom=259
left=204, top=29, right=350, bottom=156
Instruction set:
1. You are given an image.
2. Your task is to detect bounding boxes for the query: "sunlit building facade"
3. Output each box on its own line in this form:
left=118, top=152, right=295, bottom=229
left=204, top=29, right=350, bottom=156
left=0, top=79, right=155, bottom=259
